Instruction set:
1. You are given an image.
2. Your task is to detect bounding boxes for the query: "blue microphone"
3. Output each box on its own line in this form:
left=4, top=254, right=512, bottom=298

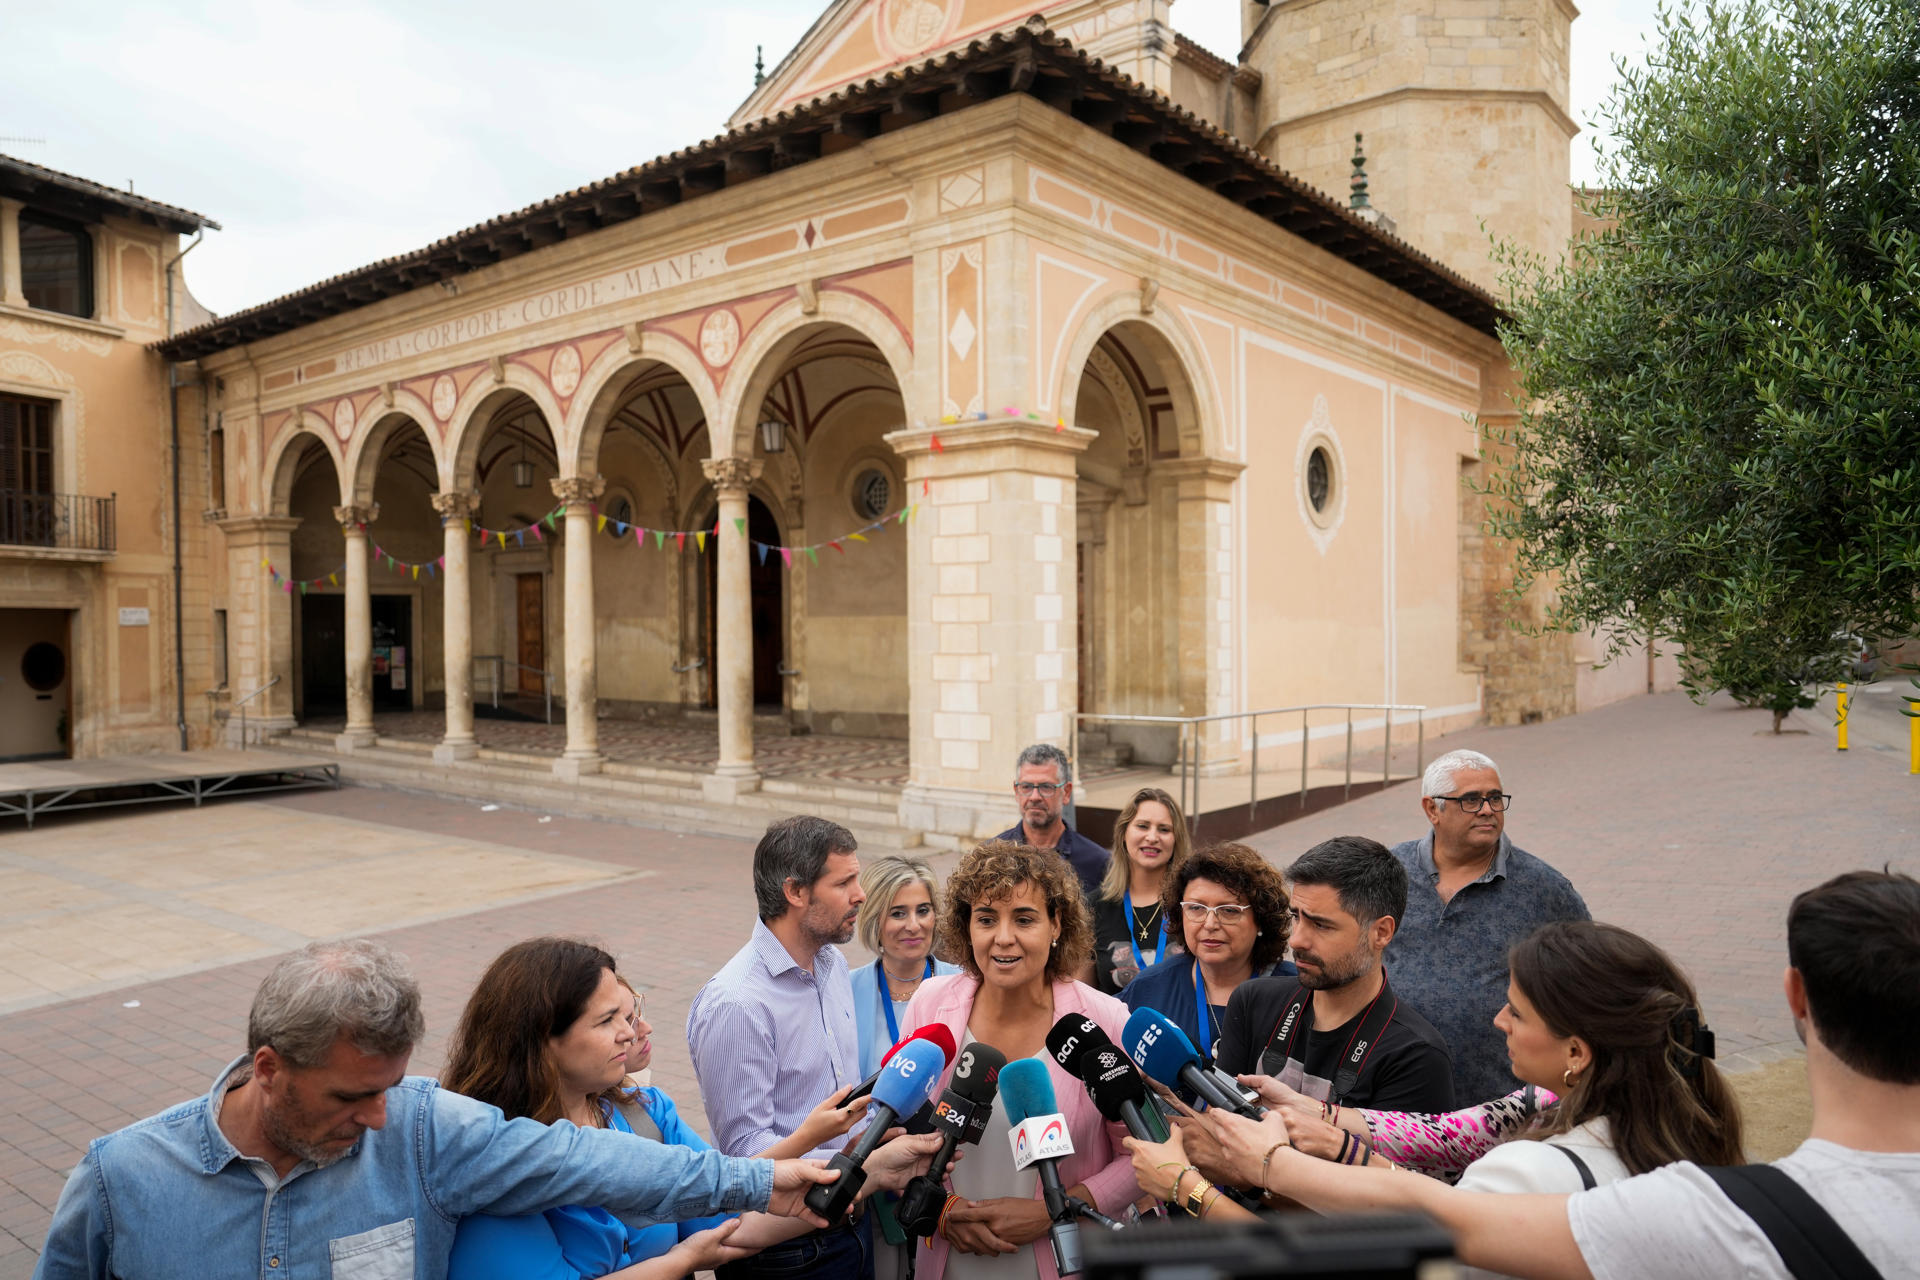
left=803, top=1036, right=945, bottom=1224
left=1122, top=1007, right=1266, bottom=1119
left=999, top=1058, right=1120, bottom=1276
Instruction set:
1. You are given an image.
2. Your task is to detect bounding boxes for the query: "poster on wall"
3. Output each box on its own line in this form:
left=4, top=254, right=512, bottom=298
left=391, top=668, right=407, bottom=690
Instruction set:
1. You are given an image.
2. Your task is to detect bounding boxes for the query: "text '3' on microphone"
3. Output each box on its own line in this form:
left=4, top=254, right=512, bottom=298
left=1123, top=1007, right=1268, bottom=1120
left=999, top=1057, right=1123, bottom=1278
left=846, top=1024, right=957, bottom=1104
left=895, top=1040, right=1008, bottom=1237
left=804, top=1036, right=946, bottom=1225
left=1046, top=1014, right=1170, bottom=1142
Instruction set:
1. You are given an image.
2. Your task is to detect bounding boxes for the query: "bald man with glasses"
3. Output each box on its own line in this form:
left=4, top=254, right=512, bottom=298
left=1386, top=749, right=1590, bottom=1105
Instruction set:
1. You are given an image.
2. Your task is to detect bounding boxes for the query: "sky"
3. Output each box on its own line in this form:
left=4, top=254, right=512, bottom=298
left=0, top=0, right=1660, bottom=320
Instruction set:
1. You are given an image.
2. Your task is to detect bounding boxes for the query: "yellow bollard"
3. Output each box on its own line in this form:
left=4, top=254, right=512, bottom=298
left=1910, top=701, right=1919, bottom=775
left=1836, top=683, right=1849, bottom=751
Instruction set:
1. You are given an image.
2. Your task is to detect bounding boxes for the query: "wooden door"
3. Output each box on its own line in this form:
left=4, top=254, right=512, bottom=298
left=516, top=574, right=545, bottom=694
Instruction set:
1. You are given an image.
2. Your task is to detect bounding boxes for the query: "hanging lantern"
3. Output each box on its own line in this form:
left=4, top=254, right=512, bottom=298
left=758, top=419, right=788, bottom=454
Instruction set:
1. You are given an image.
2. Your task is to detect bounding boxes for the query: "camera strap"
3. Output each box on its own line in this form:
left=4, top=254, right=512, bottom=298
left=1257, top=971, right=1398, bottom=1105
left=1700, top=1165, right=1884, bottom=1280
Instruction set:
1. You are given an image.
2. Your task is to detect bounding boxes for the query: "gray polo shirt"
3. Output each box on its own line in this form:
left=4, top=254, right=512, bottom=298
left=1385, top=832, right=1590, bottom=1104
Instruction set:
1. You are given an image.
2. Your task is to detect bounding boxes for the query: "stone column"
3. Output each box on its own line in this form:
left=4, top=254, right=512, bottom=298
left=335, top=504, right=378, bottom=750
left=885, top=418, right=1095, bottom=843
left=216, top=515, right=301, bottom=743
left=700, top=457, right=764, bottom=801
left=1162, top=458, right=1245, bottom=773
left=551, top=475, right=605, bottom=778
left=431, top=491, right=481, bottom=762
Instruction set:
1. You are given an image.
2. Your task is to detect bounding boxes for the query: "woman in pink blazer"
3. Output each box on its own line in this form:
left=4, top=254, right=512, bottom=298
left=903, top=840, right=1143, bottom=1280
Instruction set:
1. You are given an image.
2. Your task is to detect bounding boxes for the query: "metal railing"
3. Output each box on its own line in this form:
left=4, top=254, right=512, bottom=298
left=1072, top=702, right=1426, bottom=829
left=0, top=490, right=116, bottom=552
left=475, top=655, right=554, bottom=723
left=229, top=675, right=281, bottom=750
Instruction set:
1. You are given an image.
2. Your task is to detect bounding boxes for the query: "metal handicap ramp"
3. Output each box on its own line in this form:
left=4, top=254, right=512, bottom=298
left=0, top=750, right=339, bottom=829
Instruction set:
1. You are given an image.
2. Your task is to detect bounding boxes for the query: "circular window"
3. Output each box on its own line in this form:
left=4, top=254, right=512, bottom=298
left=852, top=468, right=892, bottom=521
left=1306, top=447, right=1332, bottom=513
left=607, top=495, right=634, bottom=526
left=22, top=642, right=65, bottom=692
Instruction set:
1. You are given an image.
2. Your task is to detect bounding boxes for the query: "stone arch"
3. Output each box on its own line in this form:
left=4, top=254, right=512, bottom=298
left=344, top=403, right=441, bottom=507
left=446, top=371, right=567, bottom=490
left=712, top=291, right=915, bottom=461
left=566, top=335, right=720, bottom=480
left=1054, top=293, right=1222, bottom=460
left=263, top=414, right=348, bottom=515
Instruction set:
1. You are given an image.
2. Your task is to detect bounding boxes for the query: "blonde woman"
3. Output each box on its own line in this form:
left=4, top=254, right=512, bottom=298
left=1091, top=787, right=1192, bottom=993
left=850, top=856, right=964, bottom=1076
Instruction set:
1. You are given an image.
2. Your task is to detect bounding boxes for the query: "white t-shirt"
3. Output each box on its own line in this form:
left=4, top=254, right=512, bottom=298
left=1568, top=1139, right=1920, bottom=1279
left=1456, top=1119, right=1630, bottom=1279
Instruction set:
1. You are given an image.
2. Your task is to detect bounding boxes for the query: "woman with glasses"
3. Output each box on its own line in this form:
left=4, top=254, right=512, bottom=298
left=1090, top=787, right=1193, bottom=994
left=1119, top=842, right=1295, bottom=1059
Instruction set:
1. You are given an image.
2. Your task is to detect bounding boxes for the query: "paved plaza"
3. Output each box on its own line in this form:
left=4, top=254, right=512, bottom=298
left=1, top=690, right=1915, bottom=1274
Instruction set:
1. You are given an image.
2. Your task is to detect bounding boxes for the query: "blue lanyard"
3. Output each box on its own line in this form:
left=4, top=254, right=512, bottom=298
left=1194, top=960, right=1214, bottom=1056
left=1124, top=888, right=1169, bottom=975
left=879, top=957, right=934, bottom=1044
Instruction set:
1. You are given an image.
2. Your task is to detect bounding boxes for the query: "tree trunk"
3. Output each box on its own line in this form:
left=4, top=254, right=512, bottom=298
left=1772, top=708, right=1787, bottom=733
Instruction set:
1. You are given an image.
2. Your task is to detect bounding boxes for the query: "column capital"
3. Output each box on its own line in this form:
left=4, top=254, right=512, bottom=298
left=550, top=475, right=606, bottom=508
left=430, top=490, right=482, bottom=520
left=333, top=503, right=379, bottom=529
left=700, top=457, right=763, bottom=494
left=1158, top=456, right=1246, bottom=501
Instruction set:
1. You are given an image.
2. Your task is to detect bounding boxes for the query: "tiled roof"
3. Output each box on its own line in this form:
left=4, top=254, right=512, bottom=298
left=155, top=24, right=1499, bottom=363
left=0, top=153, right=219, bottom=235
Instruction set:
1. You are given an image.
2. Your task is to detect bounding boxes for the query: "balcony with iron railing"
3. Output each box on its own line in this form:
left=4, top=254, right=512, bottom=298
left=0, top=490, right=116, bottom=559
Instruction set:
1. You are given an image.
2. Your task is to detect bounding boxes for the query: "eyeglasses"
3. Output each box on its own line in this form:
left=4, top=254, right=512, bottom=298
left=1179, top=901, right=1251, bottom=926
left=1435, top=792, right=1513, bottom=813
left=1014, top=782, right=1064, bottom=796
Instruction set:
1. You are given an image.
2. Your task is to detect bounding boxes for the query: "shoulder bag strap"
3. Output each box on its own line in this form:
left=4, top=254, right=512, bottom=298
left=610, top=1092, right=665, bottom=1144
left=1699, top=1164, right=1885, bottom=1280
left=1552, top=1143, right=1597, bottom=1190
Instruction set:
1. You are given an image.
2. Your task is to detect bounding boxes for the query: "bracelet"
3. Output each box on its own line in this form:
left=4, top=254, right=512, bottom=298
left=1152, top=1160, right=1187, bottom=1202
left=1260, top=1140, right=1289, bottom=1193
left=1201, top=1184, right=1224, bottom=1217
left=936, top=1194, right=962, bottom=1239
left=1336, top=1131, right=1352, bottom=1164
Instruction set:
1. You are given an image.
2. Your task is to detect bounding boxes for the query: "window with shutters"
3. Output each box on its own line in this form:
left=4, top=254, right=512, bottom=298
left=18, top=211, right=94, bottom=319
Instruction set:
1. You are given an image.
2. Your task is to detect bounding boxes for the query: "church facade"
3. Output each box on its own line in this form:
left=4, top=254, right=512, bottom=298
left=7, top=0, right=1675, bottom=838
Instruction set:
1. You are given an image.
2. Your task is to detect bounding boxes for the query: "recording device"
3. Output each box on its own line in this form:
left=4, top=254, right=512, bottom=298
left=1045, top=1014, right=1170, bottom=1142
left=846, top=1024, right=958, bottom=1104
left=804, top=1037, right=946, bottom=1225
left=999, top=1057, right=1124, bottom=1277
left=895, top=1041, right=1008, bottom=1237
left=1082, top=1210, right=1453, bottom=1279
left=1122, top=1008, right=1267, bottom=1120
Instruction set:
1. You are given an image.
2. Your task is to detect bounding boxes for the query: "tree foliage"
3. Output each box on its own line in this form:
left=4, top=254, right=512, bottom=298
left=1487, top=0, right=1920, bottom=725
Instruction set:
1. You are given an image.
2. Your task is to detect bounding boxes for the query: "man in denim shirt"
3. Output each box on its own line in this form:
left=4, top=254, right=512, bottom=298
left=31, top=938, right=891, bottom=1280
left=1386, top=750, right=1590, bottom=1105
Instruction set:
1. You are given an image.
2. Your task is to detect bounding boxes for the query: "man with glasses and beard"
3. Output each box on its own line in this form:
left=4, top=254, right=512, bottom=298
left=1387, top=750, right=1590, bottom=1104
left=1215, top=836, right=1456, bottom=1114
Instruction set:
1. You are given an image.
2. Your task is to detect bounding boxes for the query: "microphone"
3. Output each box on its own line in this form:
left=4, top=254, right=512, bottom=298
left=1123, top=1008, right=1267, bottom=1120
left=1046, top=1014, right=1170, bottom=1142
left=845, top=1024, right=957, bottom=1104
left=999, top=1058, right=1122, bottom=1277
left=895, top=1041, right=1008, bottom=1237
left=803, top=1037, right=946, bottom=1225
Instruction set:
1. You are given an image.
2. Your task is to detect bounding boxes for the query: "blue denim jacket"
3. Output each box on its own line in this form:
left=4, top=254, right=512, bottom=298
left=32, top=1057, right=773, bottom=1280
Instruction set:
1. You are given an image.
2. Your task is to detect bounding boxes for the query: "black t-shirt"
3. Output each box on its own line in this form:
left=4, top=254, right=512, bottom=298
left=1215, top=972, right=1456, bottom=1114
left=1091, top=895, right=1184, bottom=995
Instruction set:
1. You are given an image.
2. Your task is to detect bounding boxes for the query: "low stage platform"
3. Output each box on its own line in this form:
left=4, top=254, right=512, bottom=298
left=0, top=750, right=339, bottom=828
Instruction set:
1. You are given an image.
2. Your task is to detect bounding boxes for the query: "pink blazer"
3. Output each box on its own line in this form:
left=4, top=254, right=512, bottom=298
left=902, top=973, right=1143, bottom=1280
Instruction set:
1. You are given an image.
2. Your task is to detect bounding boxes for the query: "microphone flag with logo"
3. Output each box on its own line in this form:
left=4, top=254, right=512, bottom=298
left=1046, top=1014, right=1171, bottom=1141
left=1123, top=1007, right=1267, bottom=1119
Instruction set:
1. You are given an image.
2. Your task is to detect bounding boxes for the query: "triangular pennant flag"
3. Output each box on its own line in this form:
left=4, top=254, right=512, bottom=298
left=922, top=479, right=930, bottom=497
left=498, top=531, right=507, bottom=549
left=804, top=546, right=818, bottom=565
left=848, top=531, right=868, bottom=543
left=675, top=532, right=686, bottom=551
left=374, top=545, right=385, bottom=559
left=545, top=511, right=557, bottom=530
left=386, top=554, right=396, bottom=570
left=830, top=540, right=844, bottom=554
left=411, top=564, right=420, bottom=581
left=897, top=507, right=909, bottom=524
left=654, top=530, right=666, bottom=549
left=931, top=434, right=944, bottom=452
left=779, top=547, right=792, bottom=568
left=695, top=531, right=707, bottom=552
left=259, top=557, right=270, bottom=569
left=299, top=582, right=308, bottom=596
left=756, top=542, right=769, bottom=566
left=591, top=503, right=600, bottom=519
left=635, top=527, right=645, bottom=547
left=596, top=515, right=607, bottom=533
left=465, top=519, right=473, bottom=532
left=734, top=517, right=746, bottom=538
left=436, top=556, right=445, bottom=570
left=615, top=521, right=628, bottom=537
left=515, top=528, right=526, bottom=546
left=283, top=580, right=294, bottom=593
left=329, top=573, right=339, bottom=586
left=532, top=522, right=544, bottom=541
left=1055, top=417, right=1066, bottom=431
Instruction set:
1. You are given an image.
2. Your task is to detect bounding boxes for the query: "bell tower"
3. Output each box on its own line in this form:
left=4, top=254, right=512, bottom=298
left=1237, top=0, right=1577, bottom=293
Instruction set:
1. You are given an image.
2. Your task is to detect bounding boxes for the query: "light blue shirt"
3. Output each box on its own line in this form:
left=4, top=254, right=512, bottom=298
left=848, top=958, right=962, bottom=1077
left=32, top=1057, right=771, bottom=1280
left=687, top=917, right=860, bottom=1158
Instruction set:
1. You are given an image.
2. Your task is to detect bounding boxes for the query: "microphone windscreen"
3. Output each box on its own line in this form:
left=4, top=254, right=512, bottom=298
left=1080, top=1045, right=1150, bottom=1123
left=915, top=1023, right=958, bottom=1068
left=873, top=1038, right=947, bottom=1115
left=950, top=1041, right=1008, bottom=1103
left=879, top=1033, right=914, bottom=1066
left=1124, top=1007, right=1204, bottom=1087
left=996, top=1056, right=1059, bottom=1126
left=1044, top=1013, right=1107, bottom=1079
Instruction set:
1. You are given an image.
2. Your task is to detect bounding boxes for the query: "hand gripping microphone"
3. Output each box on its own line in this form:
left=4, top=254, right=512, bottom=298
left=1122, top=1007, right=1267, bottom=1120
left=1045, top=1014, right=1170, bottom=1142
left=845, top=1024, right=958, bottom=1104
left=999, top=1057, right=1122, bottom=1278
left=804, top=1037, right=946, bottom=1225
left=895, top=1041, right=1008, bottom=1237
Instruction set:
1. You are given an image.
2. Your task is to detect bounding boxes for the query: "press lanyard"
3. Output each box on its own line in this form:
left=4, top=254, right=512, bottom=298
left=1193, top=960, right=1215, bottom=1056
left=1124, top=888, right=1170, bottom=974
left=879, top=957, right=934, bottom=1044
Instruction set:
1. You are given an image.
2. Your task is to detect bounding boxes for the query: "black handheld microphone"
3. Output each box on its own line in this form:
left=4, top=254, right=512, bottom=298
left=1046, top=1014, right=1170, bottom=1141
left=1123, top=1007, right=1267, bottom=1120
left=895, top=1041, right=1008, bottom=1237
left=803, top=1037, right=945, bottom=1225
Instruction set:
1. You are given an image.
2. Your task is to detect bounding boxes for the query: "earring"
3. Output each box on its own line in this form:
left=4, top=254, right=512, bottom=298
left=1562, top=1068, right=1578, bottom=1088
